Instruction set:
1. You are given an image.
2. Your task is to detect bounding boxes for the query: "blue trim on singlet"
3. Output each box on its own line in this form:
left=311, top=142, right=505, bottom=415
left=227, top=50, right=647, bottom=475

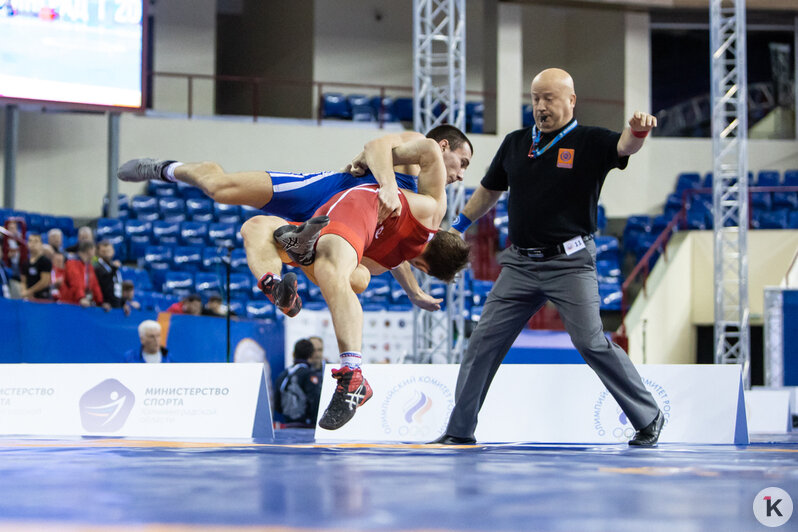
left=261, top=170, right=418, bottom=222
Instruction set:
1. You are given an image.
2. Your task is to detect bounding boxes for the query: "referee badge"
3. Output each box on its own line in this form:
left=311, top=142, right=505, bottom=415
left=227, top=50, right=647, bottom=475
left=557, top=148, right=574, bottom=169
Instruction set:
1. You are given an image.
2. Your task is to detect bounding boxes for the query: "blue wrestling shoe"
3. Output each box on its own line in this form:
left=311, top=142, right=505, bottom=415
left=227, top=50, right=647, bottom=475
left=273, top=215, right=330, bottom=266
left=117, top=158, right=176, bottom=183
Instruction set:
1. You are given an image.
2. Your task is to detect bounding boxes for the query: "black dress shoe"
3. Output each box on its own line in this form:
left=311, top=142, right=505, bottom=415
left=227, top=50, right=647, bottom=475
left=628, top=410, right=664, bottom=447
left=428, top=434, right=477, bottom=445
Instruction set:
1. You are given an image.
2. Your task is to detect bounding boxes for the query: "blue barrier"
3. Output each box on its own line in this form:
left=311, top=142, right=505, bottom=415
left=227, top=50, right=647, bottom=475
left=785, top=290, right=798, bottom=386
left=0, top=298, right=285, bottom=387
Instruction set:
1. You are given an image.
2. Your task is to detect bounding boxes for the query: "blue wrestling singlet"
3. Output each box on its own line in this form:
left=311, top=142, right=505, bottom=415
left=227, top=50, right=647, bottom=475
left=261, top=170, right=418, bottom=222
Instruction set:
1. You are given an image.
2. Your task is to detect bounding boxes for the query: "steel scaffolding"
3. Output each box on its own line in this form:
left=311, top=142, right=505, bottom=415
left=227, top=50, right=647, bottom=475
left=710, top=0, right=751, bottom=388
left=411, top=0, right=467, bottom=363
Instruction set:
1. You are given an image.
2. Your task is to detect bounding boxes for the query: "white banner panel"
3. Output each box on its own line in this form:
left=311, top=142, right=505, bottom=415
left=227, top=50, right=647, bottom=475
left=315, top=364, right=747, bottom=444
left=745, top=388, right=793, bottom=433
left=0, top=364, right=273, bottom=439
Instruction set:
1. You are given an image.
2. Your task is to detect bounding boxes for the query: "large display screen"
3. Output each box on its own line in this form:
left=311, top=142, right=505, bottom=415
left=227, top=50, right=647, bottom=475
left=0, top=0, right=145, bottom=109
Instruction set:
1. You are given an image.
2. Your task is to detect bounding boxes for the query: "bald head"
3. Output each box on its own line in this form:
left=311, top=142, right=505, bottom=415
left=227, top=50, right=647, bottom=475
left=531, top=68, right=576, bottom=133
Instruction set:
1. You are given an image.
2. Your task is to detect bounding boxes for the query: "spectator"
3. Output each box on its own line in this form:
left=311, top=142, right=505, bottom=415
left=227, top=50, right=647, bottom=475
left=60, top=241, right=103, bottom=307
left=50, top=252, right=66, bottom=301
left=308, top=335, right=326, bottom=368
left=202, top=293, right=236, bottom=317
left=123, top=319, right=172, bottom=363
left=94, top=240, right=124, bottom=310
left=46, top=228, right=64, bottom=254
left=274, top=339, right=323, bottom=427
left=66, top=226, right=94, bottom=255
left=121, top=280, right=141, bottom=311
left=20, top=233, right=52, bottom=300
left=167, top=293, right=202, bottom=315
left=2, top=218, right=26, bottom=268
left=4, top=246, right=23, bottom=298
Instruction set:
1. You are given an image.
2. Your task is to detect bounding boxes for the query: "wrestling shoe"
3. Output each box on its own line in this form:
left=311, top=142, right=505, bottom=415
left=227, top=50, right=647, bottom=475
left=273, top=215, right=330, bottom=266
left=117, top=158, right=176, bottom=183
left=258, top=272, right=302, bottom=317
left=318, top=366, right=373, bottom=430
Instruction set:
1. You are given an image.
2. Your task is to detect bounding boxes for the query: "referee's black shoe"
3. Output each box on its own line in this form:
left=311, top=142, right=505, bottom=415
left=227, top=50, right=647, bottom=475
left=628, top=410, right=664, bottom=447
left=428, top=434, right=477, bottom=445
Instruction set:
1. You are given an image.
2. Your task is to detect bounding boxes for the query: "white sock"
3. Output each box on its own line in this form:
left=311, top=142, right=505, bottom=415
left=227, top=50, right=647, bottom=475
left=163, top=162, right=184, bottom=182
left=340, top=351, right=362, bottom=369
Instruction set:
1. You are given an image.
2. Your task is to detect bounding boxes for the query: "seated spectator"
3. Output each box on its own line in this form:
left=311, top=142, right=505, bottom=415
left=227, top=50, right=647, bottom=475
left=46, top=228, right=64, bottom=255
left=50, top=252, right=66, bottom=301
left=94, top=240, right=124, bottom=311
left=167, top=293, right=202, bottom=315
left=66, top=226, right=94, bottom=255
left=273, top=339, right=323, bottom=427
left=123, top=319, right=172, bottom=363
left=202, top=293, right=236, bottom=317
left=20, top=233, right=52, bottom=301
left=60, top=241, right=104, bottom=307
left=4, top=246, right=23, bottom=298
left=121, top=280, right=141, bottom=311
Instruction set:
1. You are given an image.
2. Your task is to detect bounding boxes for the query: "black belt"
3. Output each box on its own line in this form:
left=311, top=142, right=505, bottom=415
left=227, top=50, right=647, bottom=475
left=512, top=234, right=594, bottom=259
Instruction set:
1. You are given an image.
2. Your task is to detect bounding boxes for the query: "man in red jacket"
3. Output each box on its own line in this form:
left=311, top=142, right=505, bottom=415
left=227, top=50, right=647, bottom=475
left=60, top=241, right=103, bottom=307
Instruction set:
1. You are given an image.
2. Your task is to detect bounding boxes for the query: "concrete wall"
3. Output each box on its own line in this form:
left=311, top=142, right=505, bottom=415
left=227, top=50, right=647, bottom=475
left=625, top=231, right=798, bottom=364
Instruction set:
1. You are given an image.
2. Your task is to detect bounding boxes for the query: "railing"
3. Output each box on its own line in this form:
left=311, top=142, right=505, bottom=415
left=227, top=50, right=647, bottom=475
left=616, top=185, right=798, bottom=340
left=148, top=71, right=492, bottom=127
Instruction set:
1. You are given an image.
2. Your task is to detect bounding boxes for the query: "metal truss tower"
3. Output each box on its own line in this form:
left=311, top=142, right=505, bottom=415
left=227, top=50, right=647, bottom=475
left=710, top=0, right=750, bottom=388
left=412, top=0, right=467, bottom=363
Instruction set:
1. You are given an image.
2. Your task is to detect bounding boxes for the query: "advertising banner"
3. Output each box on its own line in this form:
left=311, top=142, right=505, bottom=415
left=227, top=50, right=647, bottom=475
left=0, top=363, right=273, bottom=440
left=315, top=364, right=748, bottom=444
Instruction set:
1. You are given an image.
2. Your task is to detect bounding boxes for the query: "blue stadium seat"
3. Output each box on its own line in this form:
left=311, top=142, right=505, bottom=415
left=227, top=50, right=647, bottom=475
left=230, top=248, right=248, bottom=272
left=789, top=210, right=798, bottom=229
left=622, top=215, right=652, bottom=251
left=753, top=208, right=789, bottom=230
left=596, top=204, right=607, bottom=233
left=686, top=206, right=709, bottom=230
left=598, top=282, right=622, bottom=311
left=774, top=170, right=798, bottom=210
left=163, top=270, right=195, bottom=298
left=651, top=215, right=669, bottom=235
left=370, top=96, right=397, bottom=122
left=141, top=245, right=173, bottom=266
left=194, top=272, right=222, bottom=298
left=214, top=203, right=241, bottom=224
left=102, top=194, right=130, bottom=219
left=158, top=197, right=185, bottom=217
left=136, top=211, right=160, bottom=223
left=131, top=195, right=158, bottom=218
left=172, top=246, right=203, bottom=271
left=751, top=190, right=772, bottom=211
left=594, top=236, right=620, bottom=260
left=471, top=279, right=493, bottom=307
left=522, top=104, right=533, bottom=127
left=152, top=220, right=181, bottom=246
left=596, top=259, right=622, bottom=283
left=135, top=290, right=155, bottom=311
left=361, top=276, right=391, bottom=303
left=757, top=170, right=780, bottom=187
left=202, top=247, right=224, bottom=271
left=228, top=298, right=247, bottom=317
left=174, top=181, right=205, bottom=199
left=470, top=305, right=484, bottom=322
left=348, top=94, right=375, bottom=122
left=41, top=215, right=60, bottom=232
left=180, top=221, right=209, bottom=247
left=228, top=273, right=252, bottom=298
left=240, top=205, right=260, bottom=222
left=120, top=266, right=153, bottom=292
left=104, top=234, right=128, bottom=263
left=322, top=93, right=350, bottom=119
left=702, top=172, right=713, bottom=188
left=25, top=213, right=44, bottom=233
left=392, top=98, right=414, bottom=122
left=55, top=216, right=75, bottom=237
left=208, top=223, right=237, bottom=247
left=186, top=198, right=214, bottom=222
left=675, top=172, right=701, bottom=194
left=147, top=180, right=177, bottom=197
left=96, top=218, right=124, bottom=239
left=124, top=219, right=152, bottom=260
left=466, top=101, right=485, bottom=133
left=246, top=300, right=276, bottom=319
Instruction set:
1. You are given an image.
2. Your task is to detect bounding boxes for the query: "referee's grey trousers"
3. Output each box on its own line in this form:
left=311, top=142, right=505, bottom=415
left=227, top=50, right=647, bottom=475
left=444, top=240, right=660, bottom=440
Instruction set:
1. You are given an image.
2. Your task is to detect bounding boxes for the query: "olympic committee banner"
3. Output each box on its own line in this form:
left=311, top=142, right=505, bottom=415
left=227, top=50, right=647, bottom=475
left=0, top=363, right=273, bottom=440
left=314, top=364, right=748, bottom=444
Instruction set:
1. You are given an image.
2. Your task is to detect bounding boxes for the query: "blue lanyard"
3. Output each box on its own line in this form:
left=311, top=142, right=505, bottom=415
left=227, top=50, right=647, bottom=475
left=528, top=120, right=578, bottom=159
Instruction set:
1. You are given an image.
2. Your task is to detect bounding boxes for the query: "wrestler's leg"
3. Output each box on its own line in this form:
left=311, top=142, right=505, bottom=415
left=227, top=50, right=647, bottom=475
left=174, top=162, right=273, bottom=208
left=301, top=263, right=371, bottom=295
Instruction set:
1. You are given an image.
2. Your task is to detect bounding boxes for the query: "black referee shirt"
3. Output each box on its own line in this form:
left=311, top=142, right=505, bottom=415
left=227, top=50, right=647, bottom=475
left=482, top=118, right=628, bottom=248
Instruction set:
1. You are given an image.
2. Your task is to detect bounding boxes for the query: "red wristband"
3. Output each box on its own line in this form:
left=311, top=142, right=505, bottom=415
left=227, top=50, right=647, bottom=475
left=631, top=129, right=649, bottom=139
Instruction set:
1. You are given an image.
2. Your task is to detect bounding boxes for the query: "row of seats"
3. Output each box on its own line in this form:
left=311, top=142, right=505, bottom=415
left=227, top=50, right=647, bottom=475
left=320, top=93, right=536, bottom=134
left=0, top=208, right=76, bottom=237
left=104, top=193, right=261, bottom=225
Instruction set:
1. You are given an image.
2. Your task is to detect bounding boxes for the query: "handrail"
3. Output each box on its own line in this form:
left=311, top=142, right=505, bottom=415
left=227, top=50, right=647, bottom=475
left=616, top=184, right=798, bottom=338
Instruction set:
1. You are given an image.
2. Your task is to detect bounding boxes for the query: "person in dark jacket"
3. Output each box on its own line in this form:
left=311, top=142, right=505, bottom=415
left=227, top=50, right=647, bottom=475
left=273, top=339, right=322, bottom=427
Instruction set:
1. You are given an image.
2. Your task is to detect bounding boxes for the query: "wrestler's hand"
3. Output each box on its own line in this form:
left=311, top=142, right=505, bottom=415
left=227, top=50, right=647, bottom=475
left=377, top=186, right=402, bottom=223
left=409, top=290, right=443, bottom=312
left=344, top=152, right=369, bottom=177
left=628, top=111, right=657, bottom=133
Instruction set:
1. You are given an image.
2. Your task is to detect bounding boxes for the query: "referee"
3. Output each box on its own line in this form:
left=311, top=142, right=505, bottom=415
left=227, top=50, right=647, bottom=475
left=434, top=68, right=664, bottom=447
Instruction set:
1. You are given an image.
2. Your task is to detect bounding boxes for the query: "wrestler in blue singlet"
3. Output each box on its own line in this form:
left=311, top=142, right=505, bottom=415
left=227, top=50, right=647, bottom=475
left=260, top=170, right=418, bottom=222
